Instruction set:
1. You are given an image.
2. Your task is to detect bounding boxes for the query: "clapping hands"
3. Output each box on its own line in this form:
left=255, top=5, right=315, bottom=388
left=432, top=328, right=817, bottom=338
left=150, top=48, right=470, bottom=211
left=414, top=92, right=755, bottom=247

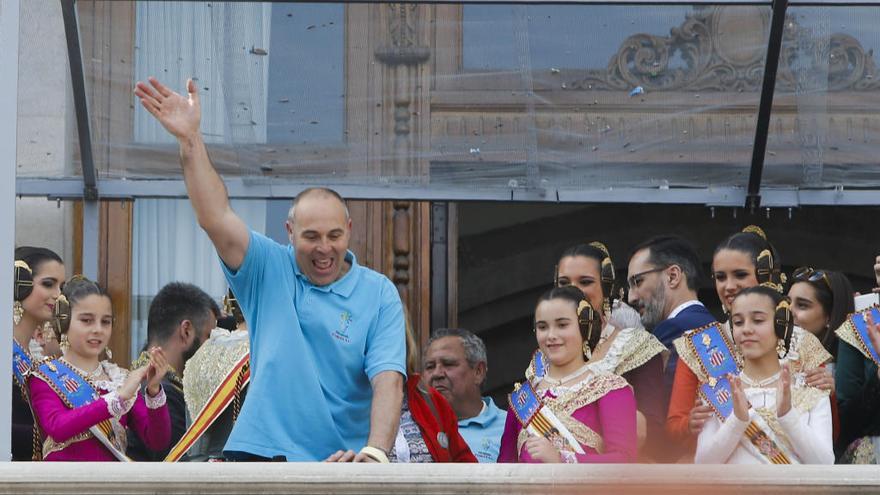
left=729, top=374, right=751, bottom=422
left=118, top=346, right=168, bottom=401
left=775, top=364, right=792, bottom=418
left=144, top=346, right=169, bottom=397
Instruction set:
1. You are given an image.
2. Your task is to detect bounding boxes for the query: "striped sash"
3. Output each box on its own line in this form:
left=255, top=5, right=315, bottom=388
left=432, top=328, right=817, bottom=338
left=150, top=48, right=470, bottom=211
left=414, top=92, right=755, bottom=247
left=164, top=352, right=250, bottom=462
left=743, top=418, right=792, bottom=464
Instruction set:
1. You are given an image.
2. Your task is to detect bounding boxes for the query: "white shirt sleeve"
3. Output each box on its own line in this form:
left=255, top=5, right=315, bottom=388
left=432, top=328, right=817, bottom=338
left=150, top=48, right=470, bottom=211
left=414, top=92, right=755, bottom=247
left=694, top=411, right=751, bottom=464
left=777, top=397, right=834, bottom=464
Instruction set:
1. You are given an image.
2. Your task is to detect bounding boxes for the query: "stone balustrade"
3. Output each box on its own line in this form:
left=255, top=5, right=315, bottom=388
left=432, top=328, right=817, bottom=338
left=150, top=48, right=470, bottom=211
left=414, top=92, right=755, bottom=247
left=0, top=463, right=877, bottom=494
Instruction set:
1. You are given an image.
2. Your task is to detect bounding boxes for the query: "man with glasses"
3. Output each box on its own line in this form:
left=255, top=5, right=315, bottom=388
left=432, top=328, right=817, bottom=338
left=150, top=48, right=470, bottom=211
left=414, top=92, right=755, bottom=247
left=626, top=236, right=715, bottom=396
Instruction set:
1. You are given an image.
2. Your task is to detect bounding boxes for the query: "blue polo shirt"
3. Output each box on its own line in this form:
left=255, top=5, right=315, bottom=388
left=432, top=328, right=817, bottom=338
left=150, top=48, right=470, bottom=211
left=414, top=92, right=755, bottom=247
left=221, top=231, right=406, bottom=461
left=457, top=397, right=506, bottom=463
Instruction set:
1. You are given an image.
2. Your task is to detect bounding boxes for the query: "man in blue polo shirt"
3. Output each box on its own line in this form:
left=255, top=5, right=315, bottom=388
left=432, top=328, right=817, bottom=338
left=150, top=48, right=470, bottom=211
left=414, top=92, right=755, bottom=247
left=134, top=77, right=405, bottom=462
left=422, top=328, right=505, bottom=462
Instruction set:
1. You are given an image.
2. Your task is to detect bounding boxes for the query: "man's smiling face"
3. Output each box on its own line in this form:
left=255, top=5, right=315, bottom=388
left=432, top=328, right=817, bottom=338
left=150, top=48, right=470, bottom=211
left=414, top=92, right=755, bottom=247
left=287, top=193, right=352, bottom=286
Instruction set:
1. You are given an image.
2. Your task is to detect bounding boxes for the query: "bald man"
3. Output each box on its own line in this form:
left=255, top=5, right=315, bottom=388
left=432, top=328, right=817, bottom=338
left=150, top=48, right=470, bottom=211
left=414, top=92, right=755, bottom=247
left=134, top=77, right=404, bottom=463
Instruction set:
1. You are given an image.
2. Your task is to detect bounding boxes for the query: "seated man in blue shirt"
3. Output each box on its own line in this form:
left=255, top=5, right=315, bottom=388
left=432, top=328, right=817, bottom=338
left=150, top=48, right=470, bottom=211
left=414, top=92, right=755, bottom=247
left=422, top=328, right=505, bottom=462
left=134, top=77, right=405, bottom=463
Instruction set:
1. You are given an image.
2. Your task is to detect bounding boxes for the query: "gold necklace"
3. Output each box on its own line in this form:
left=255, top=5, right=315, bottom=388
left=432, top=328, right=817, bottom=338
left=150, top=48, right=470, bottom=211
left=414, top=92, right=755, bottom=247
left=62, top=357, right=104, bottom=381
left=543, top=363, right=590, bottom=387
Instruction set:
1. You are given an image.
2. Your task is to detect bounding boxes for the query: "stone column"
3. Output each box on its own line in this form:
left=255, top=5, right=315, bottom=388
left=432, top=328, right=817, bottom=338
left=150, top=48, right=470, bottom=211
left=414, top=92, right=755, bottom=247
left=375, top=4, right=432, bottom=347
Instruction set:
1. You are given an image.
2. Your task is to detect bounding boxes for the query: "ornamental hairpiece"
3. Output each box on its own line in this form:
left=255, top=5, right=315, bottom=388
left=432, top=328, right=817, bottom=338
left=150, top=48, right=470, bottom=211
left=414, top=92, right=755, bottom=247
left=774, top=297, right=794, bottom=358
left=589, top=241, right=610, bottom=258
left=14, top=259, right=34, bottom=302
left=741, top=225, right=767, bottom=240
left=589, top=241, right=615, bottom=314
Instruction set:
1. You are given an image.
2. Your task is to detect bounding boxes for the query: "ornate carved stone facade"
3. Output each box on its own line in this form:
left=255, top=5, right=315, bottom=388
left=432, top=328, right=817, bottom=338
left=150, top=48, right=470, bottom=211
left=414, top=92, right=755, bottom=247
left=568, top=6, right=880, bottom=93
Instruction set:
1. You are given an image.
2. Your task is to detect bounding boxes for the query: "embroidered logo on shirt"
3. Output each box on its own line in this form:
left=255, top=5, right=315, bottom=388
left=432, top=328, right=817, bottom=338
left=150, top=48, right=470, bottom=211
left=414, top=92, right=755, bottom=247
left=476, top=438, right=499, bottom=462
left=331, top=311, right=353, bottom=344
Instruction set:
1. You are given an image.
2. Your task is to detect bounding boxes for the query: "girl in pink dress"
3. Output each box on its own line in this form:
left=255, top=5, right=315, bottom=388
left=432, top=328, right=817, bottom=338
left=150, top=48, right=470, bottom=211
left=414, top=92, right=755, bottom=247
left=28, top=276, right=171, bottom=461
left=498, top=286, right=637, bottom=463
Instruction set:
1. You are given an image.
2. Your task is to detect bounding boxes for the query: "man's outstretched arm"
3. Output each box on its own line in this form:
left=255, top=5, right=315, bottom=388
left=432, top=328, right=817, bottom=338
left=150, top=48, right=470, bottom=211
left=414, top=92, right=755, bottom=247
left=134, top=77, right=249, bottom=270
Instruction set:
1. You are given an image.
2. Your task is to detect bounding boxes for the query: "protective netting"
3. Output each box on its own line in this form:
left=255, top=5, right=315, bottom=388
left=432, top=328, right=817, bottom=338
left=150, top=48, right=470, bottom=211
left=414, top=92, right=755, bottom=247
left=16, top=1, right=880, bottom=196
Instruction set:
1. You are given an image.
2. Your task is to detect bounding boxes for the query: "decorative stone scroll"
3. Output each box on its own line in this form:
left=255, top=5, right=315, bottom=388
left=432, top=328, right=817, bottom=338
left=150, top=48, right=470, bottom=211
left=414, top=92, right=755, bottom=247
left=568, top=6, right=880, bottom=92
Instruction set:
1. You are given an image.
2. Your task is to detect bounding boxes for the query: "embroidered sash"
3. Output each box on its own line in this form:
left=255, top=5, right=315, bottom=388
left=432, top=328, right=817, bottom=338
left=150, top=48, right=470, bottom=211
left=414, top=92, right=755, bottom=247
left=684, top=323, right=739, bottom=419
left=527, top=349, right=548, bottom=382
left=13, top=339, right=42, bottom=460
left=165, top=352, right=250, bottom=462
left=509, top=380, right=585, bottom=455
left=31, top=359, right=131, bottom=462
left=739, top=409, right=793, bottom=464
left=12, top=339, right=33, bottom=393
left=685, top=323, right=792, bottom=464
left=840, top=306, right=880, bottom=366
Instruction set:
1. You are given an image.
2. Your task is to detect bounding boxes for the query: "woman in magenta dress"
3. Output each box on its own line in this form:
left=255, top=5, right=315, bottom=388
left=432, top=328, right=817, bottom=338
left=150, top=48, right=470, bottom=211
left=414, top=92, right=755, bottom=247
left=498, top=286, right=637, bottom=463
left=28, top=276, right=171, bottom=461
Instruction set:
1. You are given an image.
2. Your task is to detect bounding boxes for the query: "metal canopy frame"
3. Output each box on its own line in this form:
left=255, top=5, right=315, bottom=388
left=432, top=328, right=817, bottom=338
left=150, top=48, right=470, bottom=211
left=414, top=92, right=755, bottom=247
left=17, top=0, right=880, bottom=208
left=2, top=0, right=20, bottom=464
left=60, top=0, right=99, bottom=280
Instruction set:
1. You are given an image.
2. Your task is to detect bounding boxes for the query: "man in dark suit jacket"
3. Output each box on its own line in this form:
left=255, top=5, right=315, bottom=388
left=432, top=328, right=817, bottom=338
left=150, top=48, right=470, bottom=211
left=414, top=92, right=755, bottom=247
left=127, top=282, right=220, bottom=461
left=626, top=236, right=715, bottom=401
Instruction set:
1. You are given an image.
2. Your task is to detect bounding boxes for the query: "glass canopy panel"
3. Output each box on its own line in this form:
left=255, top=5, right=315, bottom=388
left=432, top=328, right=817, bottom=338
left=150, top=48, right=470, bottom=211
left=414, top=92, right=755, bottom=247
left=68, top=1, right=775, bottom=195
left=15, top=0, right=73, bottom=179
left=763, top=6, right=880, bottom=188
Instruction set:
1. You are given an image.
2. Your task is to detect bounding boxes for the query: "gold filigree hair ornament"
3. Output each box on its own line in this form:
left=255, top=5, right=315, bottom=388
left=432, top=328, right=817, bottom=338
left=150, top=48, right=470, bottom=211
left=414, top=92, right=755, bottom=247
left=576, top=299, right=602, bottom=359
left=14, top=260, right=34, bottom=301
left=589, top=241, right=615, bottom=315
left=756, top=250, right=784, bottom=294
left=745, top=226, right=787, bottom=289
left=223, top=289, right=237, bottom=316
left=13, top=260, right=34, bottom=325
left=741, top=225, right=767, bottom=240
left=53, top=294, right=71, bottom=335
left=774, top=297, right=794, bottom=359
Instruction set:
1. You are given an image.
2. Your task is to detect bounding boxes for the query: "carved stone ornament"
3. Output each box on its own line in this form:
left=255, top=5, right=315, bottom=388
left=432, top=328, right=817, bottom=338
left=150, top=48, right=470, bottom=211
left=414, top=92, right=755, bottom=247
left=375, top=3, right=430, bottom=66
left=567, top=6, right=880, bottom=92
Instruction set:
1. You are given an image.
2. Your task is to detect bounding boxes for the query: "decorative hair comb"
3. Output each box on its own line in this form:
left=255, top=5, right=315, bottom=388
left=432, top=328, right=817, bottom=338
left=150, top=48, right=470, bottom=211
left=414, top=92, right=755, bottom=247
left=589, top=241, right=615, bottom=314
left=741, top=225, right=767, bottom=240
left=589, top=241, right=610, bottom=258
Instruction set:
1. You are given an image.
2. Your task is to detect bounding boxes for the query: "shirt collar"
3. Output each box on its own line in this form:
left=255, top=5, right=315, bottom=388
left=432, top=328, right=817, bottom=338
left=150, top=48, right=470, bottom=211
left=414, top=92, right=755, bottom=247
left=459, top=397, right=497, bottom=427
left=668, top=299, right=704, bottom=319
left=293, top=249, right=360, bottom=298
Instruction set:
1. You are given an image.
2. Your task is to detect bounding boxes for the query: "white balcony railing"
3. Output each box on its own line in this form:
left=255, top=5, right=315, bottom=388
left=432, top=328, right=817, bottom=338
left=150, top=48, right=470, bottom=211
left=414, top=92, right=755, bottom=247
left=1, top=463, right=878, bottom=494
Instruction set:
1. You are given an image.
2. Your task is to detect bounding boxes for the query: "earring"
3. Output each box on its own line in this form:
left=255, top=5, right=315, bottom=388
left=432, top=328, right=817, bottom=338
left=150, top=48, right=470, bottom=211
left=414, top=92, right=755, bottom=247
left=582, top=341, right=592, bottom=360
left=776, top=338, right=787, bottom=359
left=13, top=301, right=23, bottom=326
left=103, top=347, right=113, bottom=361
left=60, top=334, right=70, bottom=353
